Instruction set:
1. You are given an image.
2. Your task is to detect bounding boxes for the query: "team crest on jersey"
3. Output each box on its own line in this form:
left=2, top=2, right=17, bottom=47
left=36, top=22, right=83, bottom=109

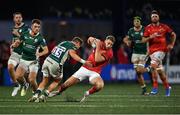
left=24, top=36, right=28, bottom=39
left=34, top=38, right=38, bottom=43
left=19, top=29, right=22, bottom=33
left=140, top=32, right=143, bottom=36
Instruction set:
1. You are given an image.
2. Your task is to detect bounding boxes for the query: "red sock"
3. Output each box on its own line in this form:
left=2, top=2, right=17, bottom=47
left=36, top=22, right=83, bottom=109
left=152, top=72, right=158, bottom=88
left=58, top=84, right=66, bottom=93
left=153, top=80, right=158, bottom=88
left=161, top=77, right=170, bottom=89
left=88, top=86, right=98, bottom=95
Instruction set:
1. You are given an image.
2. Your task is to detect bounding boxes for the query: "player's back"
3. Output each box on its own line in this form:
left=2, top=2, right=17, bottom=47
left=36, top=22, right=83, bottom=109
left=49, top=41, right=77, bottom=65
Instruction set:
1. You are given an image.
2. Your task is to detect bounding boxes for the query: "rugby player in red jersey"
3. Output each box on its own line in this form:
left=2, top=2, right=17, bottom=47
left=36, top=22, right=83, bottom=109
left=50, top=35, right=115, bottom=102
left=138, top=10, right=176, bottom=96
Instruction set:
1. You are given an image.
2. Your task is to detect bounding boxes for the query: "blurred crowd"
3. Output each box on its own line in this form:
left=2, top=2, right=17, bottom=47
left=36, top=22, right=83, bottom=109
left=48, top=6, right=112, bottom=20
left=126, top=2, right=180, bottom=21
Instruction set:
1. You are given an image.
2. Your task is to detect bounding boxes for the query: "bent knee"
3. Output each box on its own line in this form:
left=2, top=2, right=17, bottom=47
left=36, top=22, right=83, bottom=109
left=28, top=77, right=36, bottom=83
left=8, top=64, right=14, bottom=71
left=95, top=82, right=104, bottom=90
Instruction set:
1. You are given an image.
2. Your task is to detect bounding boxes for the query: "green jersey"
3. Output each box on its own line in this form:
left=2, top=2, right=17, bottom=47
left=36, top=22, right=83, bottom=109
left=49, top=41, right=77, bottom=65
left=12, top=23, right=29, bottom=54
left=20, top=30, right=47, bottom=61
left=128, top=26, right=147, bottom=54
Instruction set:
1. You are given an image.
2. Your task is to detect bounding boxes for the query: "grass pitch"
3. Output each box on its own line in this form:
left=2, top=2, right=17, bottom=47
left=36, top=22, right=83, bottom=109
left=0, top=83, right=180, bottom=114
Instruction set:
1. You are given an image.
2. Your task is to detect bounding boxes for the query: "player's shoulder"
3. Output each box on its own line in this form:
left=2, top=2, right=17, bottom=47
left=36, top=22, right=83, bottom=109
left=106, top=48, right=113, bottom=57
left=128, top=27, right=134, bottom=32
left=145, top=24, right=152, bottom=28
left=159, top=23, right=169, bottom=28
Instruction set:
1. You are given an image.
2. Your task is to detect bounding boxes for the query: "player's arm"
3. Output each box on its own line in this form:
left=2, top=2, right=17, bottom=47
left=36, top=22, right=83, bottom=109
left=167, top=31, right=176, bottom=51
left=69, top=49, right=92, bottom=66
left=12, top=29, right=20, bottom=37
left=10, top=39, right=21, bottom=48
left=142, top=33, right=158, bottom=43
left=94, top=41, right=106, bottom=63
left=36, top=46, right=49, bottom=57
left=123, top=35, right=131, bottom=47
left=87, top=37, right=100, bottom=48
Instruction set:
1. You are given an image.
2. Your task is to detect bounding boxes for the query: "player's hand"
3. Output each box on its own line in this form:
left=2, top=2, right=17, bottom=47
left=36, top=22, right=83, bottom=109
left=95, top=40, right=101, bottom=50
left=36, top=52, right=41, bottom=57
left=10, top=40, right=20, bottom=48
left=167, top=44, right=174, bottom=51
left=87, top=37, right=96, bottom=44
left=84, top=61, right=93, bottom=67
left=12, top=29, right=20, bottom=37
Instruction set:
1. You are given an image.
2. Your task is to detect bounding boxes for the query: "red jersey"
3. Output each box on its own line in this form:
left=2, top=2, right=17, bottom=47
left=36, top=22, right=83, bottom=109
left=83, top=41, right=113, bottom=74
left=144, top=23, right=173, bottom=54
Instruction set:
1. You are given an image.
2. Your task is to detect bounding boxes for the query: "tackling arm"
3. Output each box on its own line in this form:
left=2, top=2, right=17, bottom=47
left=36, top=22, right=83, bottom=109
left=69, top=49, right=86, bottom=64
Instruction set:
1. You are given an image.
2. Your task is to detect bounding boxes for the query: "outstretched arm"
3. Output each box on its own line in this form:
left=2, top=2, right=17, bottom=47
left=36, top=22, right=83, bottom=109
left=69, top=49, right=92, bottom=66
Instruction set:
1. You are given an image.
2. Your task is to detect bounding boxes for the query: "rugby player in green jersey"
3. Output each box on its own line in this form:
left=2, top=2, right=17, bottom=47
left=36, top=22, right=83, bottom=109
left=8, top=12, right=29, bottom=96
left=12, top=19, right=49, bottom=96
left=123, top=16, right=148, bottom=95
left=28, top=37, right=92, bottom=102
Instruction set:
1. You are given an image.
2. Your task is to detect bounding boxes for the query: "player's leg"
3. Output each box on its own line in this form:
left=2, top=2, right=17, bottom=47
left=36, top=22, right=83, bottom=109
left=8, top=62, right=20, bottom=96
left=80, top=75, right=104, bottom=102
left=28, top=77, right=49, bottom=102
left=89, top=77, right=104, bottom=94
left=47, top=78, right=61, bottom=93
left=28, top=72, right=38, bottom=93
left=157, top=68, right=171, bottom=96
left=49, top=67, right=87, bottom=97
left=8, top=53, right=21, bottom=96
left=59, top=76, right=80, bottom=93
left=150, top=52, right=166, bottom=95
left=15, top=63, right=27, bottom=96
left=132, top=54, right=147, bottom=95
left=37, top=78, right=62, bottom=102
left=28, top=62, right=39, bottom=91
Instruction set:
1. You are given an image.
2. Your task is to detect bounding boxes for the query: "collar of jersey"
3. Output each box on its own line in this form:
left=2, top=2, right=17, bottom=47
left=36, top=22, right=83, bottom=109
left=29, top=30, right=40, bottom=37
left=14, top=22, right=24, bottom=29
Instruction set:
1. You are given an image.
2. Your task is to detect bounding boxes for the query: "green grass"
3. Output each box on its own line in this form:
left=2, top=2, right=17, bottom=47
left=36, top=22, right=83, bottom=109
left=0, top=83, right=180, bottom=114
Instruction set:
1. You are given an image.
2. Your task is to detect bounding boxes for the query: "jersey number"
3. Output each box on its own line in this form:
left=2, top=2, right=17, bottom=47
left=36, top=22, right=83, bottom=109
left=52, top=47, right=65, bottom=58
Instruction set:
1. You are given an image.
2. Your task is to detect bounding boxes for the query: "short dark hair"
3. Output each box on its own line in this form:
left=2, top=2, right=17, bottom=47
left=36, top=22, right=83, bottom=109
left=72, top=37, right=83, bottom=46
left=106, top=35, right=116, bottom=43
left=133, top=16, right=142, bottom=22
left=151, top=10, right=159, bottom=15
left=13, top=12, right=22, bottom=17
left=32, top=19, right=41, bottom=25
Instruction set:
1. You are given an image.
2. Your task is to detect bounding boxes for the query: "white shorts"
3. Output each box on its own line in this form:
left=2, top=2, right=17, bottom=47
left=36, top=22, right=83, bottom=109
left=73, top=66, right=101, bottom=82
left=150, top=51, right=165, bottom=69
left=131, top=53, right=147, bottom=68
left=8, top=52, right=21, bottom=67
left=18, top=59, right=39, bottom=73
left=42, top=57, right=63, bottom=79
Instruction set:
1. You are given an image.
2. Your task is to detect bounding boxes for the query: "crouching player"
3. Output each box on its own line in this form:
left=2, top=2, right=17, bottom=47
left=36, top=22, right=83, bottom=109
left=28, top=37, right=92, bottom=102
